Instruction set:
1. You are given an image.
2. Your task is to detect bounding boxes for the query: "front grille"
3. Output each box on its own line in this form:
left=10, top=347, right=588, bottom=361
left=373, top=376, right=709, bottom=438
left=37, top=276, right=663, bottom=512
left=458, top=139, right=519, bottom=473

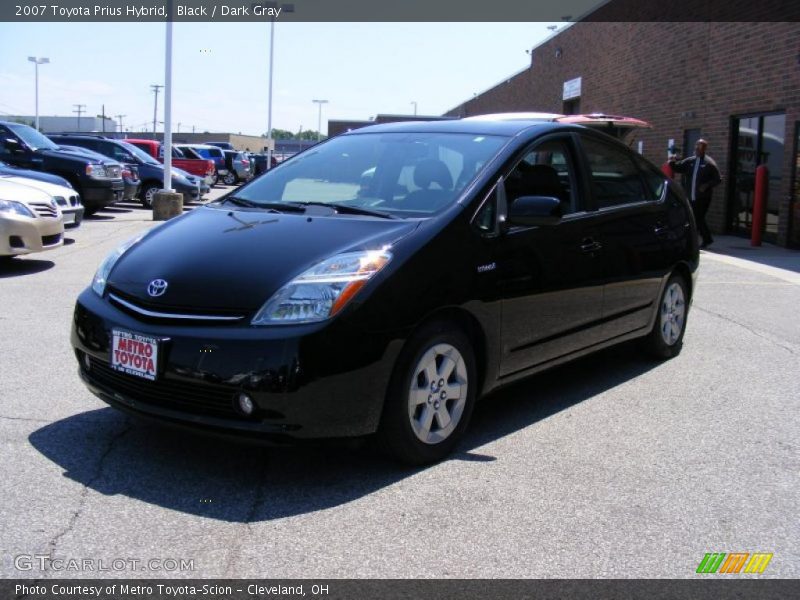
left=108, top=288, right=247, bottom=323
left=29, top=201, right=59, bottom=218
left=69, top=195, right=81, bottom=207
left=86, top=356, right=244, bottom=419
left=42, top=233, right=62, bottom=246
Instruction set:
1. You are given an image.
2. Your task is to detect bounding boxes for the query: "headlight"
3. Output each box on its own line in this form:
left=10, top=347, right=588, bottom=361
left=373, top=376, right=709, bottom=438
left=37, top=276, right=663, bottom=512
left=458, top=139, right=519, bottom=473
left=91, top=233, right=145, bottom=296
left=252, top=250, right=392, bottom=325
left=0, top=200, right=35, bottom=218
left=86, top=163, right=107, bottom=178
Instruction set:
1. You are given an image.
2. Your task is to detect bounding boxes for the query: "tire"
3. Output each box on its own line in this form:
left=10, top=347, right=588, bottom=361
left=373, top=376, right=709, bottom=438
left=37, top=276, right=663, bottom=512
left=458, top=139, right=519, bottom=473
left=377, top=321, right=478, bottom=465
left=223, top=171, right=237, bottom=185
left=642, top=273, right=689, bottom=359
left=141, top=184, right=160, bottom=209
left=211, top=171, right=220, bottom=186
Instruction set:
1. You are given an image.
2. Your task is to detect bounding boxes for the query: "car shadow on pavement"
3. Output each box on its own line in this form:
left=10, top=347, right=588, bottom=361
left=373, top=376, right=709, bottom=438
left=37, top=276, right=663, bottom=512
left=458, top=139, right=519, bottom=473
left=29, top=342, right=659, bottom=523
left=0, top=257, right=54, bottom=277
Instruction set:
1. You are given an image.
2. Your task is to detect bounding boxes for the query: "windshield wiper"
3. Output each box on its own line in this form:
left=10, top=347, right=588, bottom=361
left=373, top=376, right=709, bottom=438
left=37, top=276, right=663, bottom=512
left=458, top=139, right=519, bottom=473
left=293, top=201, right=398, bottom=219
left=221, top=196, right=303, bottom=213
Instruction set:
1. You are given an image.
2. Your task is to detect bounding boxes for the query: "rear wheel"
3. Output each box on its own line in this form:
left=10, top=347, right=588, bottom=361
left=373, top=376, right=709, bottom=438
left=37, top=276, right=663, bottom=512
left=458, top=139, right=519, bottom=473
left=211, top=171, right=220, bottom=186
left=223, top=171, right=237, bottom=185
left=377, top=322, right=477, bottom=465
left=642, top=273, right=688, bottom=359
left=141, top=184, right=160, bottom=209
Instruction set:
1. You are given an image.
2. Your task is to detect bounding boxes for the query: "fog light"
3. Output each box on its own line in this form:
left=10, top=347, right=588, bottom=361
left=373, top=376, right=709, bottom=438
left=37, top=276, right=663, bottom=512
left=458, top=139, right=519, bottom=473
left=236, top=393, right=255, bottom=416
left=83, top=353, right=92, bottom=371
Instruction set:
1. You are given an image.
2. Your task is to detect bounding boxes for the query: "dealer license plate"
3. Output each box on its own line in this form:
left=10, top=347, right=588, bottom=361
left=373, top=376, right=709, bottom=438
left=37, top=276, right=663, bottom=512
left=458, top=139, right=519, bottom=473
left=111, top=329, right=159, bottom=380
left=62, top=213, right=75, bottom=224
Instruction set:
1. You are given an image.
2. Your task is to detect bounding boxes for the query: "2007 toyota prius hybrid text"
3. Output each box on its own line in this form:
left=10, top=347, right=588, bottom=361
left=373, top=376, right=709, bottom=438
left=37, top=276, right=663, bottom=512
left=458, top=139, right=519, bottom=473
left=71, top=117, right=699, bottom=464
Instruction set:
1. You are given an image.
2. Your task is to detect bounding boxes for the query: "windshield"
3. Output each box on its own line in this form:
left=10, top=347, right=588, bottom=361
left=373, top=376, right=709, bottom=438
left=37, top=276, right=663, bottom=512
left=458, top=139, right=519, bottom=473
left=230, top=132, right=507, bottom=217
left=7, top=123, right=59, bottom=151
left=120, top=141, right=160, bottom=165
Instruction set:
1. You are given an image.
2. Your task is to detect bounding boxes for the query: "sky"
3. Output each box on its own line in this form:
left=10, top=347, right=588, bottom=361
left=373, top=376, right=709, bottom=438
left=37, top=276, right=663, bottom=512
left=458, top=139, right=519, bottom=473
left=0, top=21, right=567, bottom=136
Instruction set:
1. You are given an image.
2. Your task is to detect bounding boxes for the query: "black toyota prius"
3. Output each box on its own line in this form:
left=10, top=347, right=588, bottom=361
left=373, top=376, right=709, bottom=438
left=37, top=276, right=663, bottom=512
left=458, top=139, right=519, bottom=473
left=72, top=117, right=698, bottom=464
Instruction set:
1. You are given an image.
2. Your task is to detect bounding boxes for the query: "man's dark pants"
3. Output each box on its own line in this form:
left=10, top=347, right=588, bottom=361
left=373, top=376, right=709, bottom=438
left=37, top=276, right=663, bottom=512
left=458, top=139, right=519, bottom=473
left=693, top=196, right=714, bottom=245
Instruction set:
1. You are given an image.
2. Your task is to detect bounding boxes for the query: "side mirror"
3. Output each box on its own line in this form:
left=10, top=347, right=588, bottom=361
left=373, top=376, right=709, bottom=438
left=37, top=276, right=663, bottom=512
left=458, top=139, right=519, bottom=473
left=4, top=138, right=26, bottom=154
left=508, top=195, right=562, bottom=227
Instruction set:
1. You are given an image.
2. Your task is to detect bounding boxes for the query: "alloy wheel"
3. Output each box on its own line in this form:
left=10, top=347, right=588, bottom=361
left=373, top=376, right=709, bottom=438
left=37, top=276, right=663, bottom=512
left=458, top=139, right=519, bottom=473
left=407, top=343, right=468, bottom=445
left=660, top=282, right=686, bottom=346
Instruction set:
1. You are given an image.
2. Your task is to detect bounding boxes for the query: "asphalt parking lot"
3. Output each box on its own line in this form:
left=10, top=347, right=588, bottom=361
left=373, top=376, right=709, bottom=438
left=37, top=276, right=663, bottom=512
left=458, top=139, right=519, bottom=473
left=1, top=189, right=798, bottom=579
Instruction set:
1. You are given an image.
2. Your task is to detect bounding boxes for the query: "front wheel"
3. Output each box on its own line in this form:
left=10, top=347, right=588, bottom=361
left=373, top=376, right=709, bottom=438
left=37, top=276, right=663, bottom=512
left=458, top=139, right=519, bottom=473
left=377, top=322, right=477, bottom=465
left=642, top=273, right=688, bottom=359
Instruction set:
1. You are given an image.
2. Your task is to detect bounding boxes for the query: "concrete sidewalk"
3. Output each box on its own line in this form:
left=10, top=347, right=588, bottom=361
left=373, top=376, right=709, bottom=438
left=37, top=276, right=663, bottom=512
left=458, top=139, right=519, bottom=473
left=700, top=235, right=800, bottom=285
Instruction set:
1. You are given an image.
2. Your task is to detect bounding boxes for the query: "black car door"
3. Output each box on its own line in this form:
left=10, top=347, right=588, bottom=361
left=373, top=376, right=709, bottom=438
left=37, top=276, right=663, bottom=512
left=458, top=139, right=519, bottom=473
left=576, top=134, right=673, bottom=340
left=482, top=134, right=605, bottom=378
left=0, top=125, right=36, bottom=170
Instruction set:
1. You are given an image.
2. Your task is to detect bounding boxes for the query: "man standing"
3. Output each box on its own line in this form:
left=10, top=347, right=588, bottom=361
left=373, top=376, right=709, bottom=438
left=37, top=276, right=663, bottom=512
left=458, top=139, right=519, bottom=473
left=670, top=139, right=722, bottom=248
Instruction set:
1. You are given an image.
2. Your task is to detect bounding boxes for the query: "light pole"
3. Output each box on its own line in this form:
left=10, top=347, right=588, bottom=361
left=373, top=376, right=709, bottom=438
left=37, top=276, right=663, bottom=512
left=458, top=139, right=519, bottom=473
left=114, top=114, right=126, bottom=133
left=265, top=2, right=295, bottom=167
left=312, top=99, right=328, bottom=142
left=27, top=57, right=49, bottom=131
left=410, top=101, right=417, bottom=116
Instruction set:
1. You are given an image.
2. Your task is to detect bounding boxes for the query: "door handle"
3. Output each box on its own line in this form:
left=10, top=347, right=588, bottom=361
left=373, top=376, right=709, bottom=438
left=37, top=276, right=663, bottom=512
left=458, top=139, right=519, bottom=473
left=653, top=223, right=669, bottom=237
left=580, top=238, right=603, bottom=254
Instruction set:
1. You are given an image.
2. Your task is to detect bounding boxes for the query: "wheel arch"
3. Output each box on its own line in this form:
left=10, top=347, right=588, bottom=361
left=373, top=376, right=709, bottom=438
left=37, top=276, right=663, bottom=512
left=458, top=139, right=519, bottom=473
left=408, top=306, right=489, bottom=397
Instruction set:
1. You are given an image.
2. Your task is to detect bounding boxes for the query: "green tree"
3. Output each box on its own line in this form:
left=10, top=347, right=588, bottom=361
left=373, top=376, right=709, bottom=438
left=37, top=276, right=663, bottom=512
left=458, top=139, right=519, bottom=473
left=267, top=128, right=295, bottom=140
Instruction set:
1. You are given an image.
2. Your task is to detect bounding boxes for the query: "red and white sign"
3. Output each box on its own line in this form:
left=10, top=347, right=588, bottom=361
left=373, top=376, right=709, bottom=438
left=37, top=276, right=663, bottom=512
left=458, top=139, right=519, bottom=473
left=111, top=329, right=159, bottom=381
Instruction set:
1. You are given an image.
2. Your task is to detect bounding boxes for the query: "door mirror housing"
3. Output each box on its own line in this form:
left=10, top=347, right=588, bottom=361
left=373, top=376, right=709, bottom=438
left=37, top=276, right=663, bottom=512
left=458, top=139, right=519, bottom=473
left=508, top=195, right=562, bottom=227
left=4, top=138, right=26, bottom=154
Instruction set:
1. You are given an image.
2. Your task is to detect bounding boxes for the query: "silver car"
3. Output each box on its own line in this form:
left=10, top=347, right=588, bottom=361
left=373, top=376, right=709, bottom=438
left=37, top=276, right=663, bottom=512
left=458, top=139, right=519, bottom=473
left=222, top=150, right=253, bottom=185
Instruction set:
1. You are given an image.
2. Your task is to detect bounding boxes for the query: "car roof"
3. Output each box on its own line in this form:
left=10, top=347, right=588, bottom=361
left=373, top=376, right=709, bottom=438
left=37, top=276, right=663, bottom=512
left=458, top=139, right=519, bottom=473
left=343, top=118, right=567, bottom=137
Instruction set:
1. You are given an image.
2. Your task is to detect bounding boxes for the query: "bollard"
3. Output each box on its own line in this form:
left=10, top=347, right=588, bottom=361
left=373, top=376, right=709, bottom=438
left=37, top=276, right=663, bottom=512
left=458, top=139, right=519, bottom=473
left=751, top=165, right=768, bottom=247
left=152, top=190, right=183, bottom=221
left=661, top=162, right=675, bottom=179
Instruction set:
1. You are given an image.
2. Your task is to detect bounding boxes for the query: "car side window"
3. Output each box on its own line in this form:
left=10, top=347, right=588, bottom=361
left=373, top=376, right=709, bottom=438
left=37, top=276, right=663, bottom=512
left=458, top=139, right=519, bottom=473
left=582, top=137, right=647, bottom=209
left=108, top=143, right=130, bottom=162
left=505, top=138, right=578, bottom=215
left=633, top=154, right=667, bottom=201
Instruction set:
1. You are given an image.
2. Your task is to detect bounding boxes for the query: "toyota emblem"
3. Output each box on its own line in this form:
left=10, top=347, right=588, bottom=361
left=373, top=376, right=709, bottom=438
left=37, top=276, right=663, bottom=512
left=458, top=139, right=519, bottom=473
left=147, top=279, right=168, bottom=297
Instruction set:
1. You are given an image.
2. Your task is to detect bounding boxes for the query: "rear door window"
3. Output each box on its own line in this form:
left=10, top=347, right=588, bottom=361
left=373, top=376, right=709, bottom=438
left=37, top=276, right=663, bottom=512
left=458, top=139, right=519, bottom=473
left=581, top=136, right=648, bottom=208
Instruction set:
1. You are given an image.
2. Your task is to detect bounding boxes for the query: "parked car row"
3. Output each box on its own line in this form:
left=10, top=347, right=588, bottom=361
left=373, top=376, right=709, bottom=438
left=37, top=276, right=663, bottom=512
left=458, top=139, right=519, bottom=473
left=0, top=122, right=237, bottom=260
left=51, top=135, right=211, bottom=208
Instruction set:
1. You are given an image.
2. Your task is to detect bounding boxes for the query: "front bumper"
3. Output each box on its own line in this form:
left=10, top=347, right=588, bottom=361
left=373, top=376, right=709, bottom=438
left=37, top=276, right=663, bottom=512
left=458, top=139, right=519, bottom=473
left=71, top=289, right=403, bottom=440
left=62, top=206, right=85, bottom=228
left=83, top=179, right=125, bottom=208
left=1, top=213, right=64, bottom=256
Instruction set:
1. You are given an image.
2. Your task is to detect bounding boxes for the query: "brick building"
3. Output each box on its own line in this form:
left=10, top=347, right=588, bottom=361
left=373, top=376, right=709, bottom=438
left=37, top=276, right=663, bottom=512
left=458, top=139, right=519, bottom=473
left=446, top=17, right=800, bottom=248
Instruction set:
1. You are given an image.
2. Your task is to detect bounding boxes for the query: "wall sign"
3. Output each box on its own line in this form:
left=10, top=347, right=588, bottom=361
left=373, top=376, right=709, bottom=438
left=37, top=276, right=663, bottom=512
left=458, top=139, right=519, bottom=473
left=562, top=77, right=582, bottom=100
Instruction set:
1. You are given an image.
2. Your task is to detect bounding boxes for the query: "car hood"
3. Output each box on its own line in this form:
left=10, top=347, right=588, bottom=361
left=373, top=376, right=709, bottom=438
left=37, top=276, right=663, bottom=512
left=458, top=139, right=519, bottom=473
left=0, top=179, right=54, bottom=205
left=0, top=176, right=74, bottom=198
left=108, top=206, right=420, bottom=313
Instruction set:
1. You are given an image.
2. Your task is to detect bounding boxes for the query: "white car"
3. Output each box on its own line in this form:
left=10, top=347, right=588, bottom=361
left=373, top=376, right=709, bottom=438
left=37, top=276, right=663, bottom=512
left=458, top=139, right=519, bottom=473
left=0, top=175, right=85, bottom=228
left=0, top=180, right=65, bottom=258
